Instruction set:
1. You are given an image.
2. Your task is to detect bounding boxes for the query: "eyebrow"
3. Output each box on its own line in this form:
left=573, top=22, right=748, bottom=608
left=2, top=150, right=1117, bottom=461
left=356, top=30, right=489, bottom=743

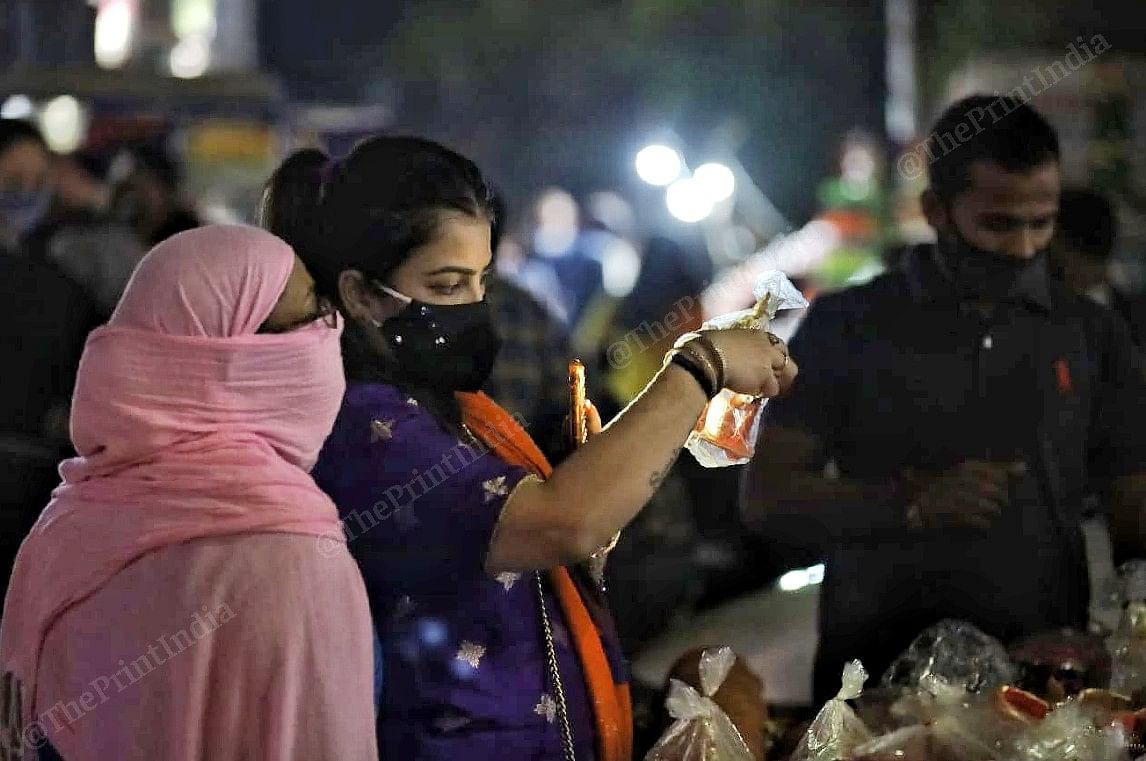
left=424, top=266, right=494, bottom=277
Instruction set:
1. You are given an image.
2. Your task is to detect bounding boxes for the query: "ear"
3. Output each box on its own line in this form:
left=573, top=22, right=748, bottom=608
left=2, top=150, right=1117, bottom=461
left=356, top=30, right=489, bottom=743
left=338, top=270, right=403, bottom=324
left=920, top=188, right=948, bottom=233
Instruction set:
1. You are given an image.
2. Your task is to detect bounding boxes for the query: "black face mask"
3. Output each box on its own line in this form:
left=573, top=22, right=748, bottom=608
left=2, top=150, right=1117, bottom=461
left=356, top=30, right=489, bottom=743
left=374, top=284, right=502, bottom=393
left=936, top=222, right=1049, bottom=304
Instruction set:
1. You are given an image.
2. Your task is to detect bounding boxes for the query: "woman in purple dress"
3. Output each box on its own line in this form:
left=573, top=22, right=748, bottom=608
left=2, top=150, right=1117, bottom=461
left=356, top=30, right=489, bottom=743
left=259, top=136, right=796, bottom=760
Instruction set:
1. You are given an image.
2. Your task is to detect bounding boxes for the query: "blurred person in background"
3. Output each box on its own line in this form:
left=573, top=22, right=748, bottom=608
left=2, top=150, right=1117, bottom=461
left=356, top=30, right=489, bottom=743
left=743, top=96, right=1146, bottom=703
left=512, top=187, right=603, bottom=329
left=259, top=135, right=795, bottom=761
left=1, top=226, right=377, bottom=761
left=1050, top=188, right=1146, bottom=345
left=0, top=119, right=100, bottom=589
left=482, top=190, right=580, bottom=462
left=0, top=119, right=53, bottom=251
left=36, top=153, right=148, bottom=317
left=108, top=141, right=201, bottom=247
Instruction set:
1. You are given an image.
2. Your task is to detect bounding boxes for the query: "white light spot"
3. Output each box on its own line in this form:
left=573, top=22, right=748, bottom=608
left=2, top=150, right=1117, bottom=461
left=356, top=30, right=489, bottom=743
left=39, top=96, right=86, bottom=154
left=170, top=35, right=211, bottom=79
left=693, top=162, right=736, bottom=202
left=778, top=563, right=826, bottom=592
left=665, top=177, right=715, bottom=224
left=1, top=95, right=34, bottom=120
left=94, top=0, right=134, bottom=70
left=635, top=144, right=683, bottom=187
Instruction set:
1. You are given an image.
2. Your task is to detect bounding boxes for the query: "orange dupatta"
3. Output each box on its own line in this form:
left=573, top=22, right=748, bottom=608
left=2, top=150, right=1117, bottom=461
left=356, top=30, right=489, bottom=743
left=457, top=391, right=633, bottom=761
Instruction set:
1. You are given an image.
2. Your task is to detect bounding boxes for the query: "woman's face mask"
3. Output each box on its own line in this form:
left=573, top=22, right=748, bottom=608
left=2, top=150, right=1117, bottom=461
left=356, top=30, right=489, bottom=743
left=372, top=283, right=502, bottom=393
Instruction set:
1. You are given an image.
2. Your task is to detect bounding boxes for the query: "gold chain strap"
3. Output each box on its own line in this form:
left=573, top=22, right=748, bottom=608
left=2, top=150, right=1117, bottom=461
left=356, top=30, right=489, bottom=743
left=535, top=572, right=578, bottom=761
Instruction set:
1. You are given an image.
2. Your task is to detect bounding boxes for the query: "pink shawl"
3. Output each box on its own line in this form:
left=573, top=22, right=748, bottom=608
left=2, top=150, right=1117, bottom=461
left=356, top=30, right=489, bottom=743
left=0, top=225, right=348, bottom=750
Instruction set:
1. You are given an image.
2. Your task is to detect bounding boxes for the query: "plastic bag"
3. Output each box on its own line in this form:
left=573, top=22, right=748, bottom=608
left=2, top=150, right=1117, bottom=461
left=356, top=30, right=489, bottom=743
left=790, top=660, right=873, bottom=761
left=1009, top=629, right=1113, bottom=701
left=1013, top=700, right=1130, bottom=761
left=645, top=647, right=756, bottom=761
left=881, top=620, right=1017, bottom=695
left=685, top=270, right=807, bottom=468
left=849, top=725, right=933, bottom=760
left=1110, top=561, right=1146, bottom=703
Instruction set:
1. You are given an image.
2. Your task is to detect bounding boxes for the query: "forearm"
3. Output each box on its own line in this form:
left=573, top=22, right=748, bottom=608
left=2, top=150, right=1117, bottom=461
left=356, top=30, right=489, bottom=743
left=541, top=363, right=708, bottom=551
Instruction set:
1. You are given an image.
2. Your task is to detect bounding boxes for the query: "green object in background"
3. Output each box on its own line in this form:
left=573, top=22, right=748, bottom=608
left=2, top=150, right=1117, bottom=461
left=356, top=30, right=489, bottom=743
left=815, top=246, right=883, bottom=289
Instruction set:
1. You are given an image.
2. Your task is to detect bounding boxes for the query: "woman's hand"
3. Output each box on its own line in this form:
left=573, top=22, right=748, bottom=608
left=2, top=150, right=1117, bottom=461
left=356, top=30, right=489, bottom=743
left=700, top=328, right=798, bottom=398
left=564, top=399, right=604, bottom=445
left=585, top=400, right=603, bottom=437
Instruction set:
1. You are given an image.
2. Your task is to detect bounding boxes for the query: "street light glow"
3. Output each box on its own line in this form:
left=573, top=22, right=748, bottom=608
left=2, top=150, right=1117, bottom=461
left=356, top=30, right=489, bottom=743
left=170, top=35, right=211, bottom=79
left=665, top=177, right=714, bottom=223
left=39, top=96, right=86, bottom=153
left=0, top=95, right=34, bottom=120
left=94, top=0, right=134, bottom=70
left=693, top=162, right=736, bottom=202
left=635, top=144, right=683, bottom=186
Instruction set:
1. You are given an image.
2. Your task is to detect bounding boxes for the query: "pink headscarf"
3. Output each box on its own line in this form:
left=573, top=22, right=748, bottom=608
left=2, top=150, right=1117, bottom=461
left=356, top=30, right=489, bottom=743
left=0, top=225, right=347, bottom=738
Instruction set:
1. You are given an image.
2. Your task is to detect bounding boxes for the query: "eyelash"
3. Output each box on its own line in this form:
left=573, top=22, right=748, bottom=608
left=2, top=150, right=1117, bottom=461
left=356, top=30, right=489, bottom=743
left=431, top=273, right=491, bottom=295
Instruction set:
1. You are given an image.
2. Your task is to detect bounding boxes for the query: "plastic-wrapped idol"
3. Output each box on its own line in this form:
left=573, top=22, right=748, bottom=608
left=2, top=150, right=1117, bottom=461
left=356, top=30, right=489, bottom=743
left=685, top=271, right=807, bottom=468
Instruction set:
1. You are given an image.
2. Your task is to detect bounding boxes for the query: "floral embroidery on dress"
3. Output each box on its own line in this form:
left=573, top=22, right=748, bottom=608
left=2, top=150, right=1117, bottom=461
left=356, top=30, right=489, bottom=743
left=370, top=418, right=395, bottom=443
left=534, top=694, right=557, bottom=723
left=482, top=476, right=509, bottom=503
left=495, top=572, right=522, bottom=591
left=455, top=641, right=486, bottom=669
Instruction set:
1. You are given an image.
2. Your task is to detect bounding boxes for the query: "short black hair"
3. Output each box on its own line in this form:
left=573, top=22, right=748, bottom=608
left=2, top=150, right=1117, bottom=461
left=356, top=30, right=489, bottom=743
left=122, top=141, right=181, bottom=190
left=0, top=118, right=46, bottom=159
left=927, top=95, right=1060, bottom=201
left=1058, top=188, right=1117, bottom=260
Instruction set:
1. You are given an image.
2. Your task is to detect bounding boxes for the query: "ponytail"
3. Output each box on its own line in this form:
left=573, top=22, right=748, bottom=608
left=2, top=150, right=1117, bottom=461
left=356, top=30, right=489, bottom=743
left=257, top=148, right=340, bottom=296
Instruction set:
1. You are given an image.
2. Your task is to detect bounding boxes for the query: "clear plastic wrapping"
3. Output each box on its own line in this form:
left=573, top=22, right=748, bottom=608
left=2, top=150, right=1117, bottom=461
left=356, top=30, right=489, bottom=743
left=645, top=647, right=756, bottom=761
left=790, top=660, right=873, bottom=761
left=1110, top=561, right=1146, bottom=703
left=1012, top=700, right=1129, bottom=761
left=881, top=620, right=1017, bottom=695
left=685, top=271, right=807, bottom=468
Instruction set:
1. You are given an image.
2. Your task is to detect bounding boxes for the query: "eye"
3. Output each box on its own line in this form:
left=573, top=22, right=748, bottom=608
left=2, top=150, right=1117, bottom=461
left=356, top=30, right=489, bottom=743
left=430, top=282, right=464, bottom=296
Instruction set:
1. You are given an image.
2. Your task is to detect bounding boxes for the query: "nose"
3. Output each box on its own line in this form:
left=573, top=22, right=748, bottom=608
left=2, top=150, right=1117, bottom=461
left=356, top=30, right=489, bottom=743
left=1004, top=228, right=1040, bottom=259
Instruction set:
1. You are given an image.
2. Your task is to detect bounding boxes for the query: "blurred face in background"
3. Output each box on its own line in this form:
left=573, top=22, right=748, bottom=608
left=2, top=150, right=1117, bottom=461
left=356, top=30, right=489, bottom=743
left=0, top=138, right=53, bottom=243
left=111, top=167, right=171, bottom=234
left=532, top=187, right=579, bottom=256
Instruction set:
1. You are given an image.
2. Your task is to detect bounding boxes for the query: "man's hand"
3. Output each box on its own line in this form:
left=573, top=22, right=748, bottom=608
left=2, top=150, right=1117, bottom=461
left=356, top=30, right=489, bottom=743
left=904, top=460, right=1027, bottom=530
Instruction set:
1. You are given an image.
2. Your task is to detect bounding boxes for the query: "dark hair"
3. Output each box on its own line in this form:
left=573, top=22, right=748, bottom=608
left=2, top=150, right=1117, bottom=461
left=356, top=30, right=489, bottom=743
left=0, top=119, right=46, bottom=159
left=927, top=95, right=1060, bottom=201
left=122, top=140, right=181, bottom=190
left=259, top=135, right=494, bottom=304
left=1057, top=188, right=1116, bottom=261
left=259, top=136, right=495, bottom=426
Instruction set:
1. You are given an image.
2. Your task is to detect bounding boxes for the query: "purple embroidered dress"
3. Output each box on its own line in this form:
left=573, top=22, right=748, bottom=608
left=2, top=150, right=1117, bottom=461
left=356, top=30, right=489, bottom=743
left=313, top=382, right=626, bottom=760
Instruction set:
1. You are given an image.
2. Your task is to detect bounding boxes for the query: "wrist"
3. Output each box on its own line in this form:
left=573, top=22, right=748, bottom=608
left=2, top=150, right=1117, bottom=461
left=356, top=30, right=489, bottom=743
left=665, top=352, right=718, bottom=399
left=672, top=332, right=727, bottom=391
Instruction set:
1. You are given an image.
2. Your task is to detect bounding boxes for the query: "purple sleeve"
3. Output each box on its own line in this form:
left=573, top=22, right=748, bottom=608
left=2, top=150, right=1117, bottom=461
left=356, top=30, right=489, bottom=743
left=316, top=389, right=533, bottom=591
